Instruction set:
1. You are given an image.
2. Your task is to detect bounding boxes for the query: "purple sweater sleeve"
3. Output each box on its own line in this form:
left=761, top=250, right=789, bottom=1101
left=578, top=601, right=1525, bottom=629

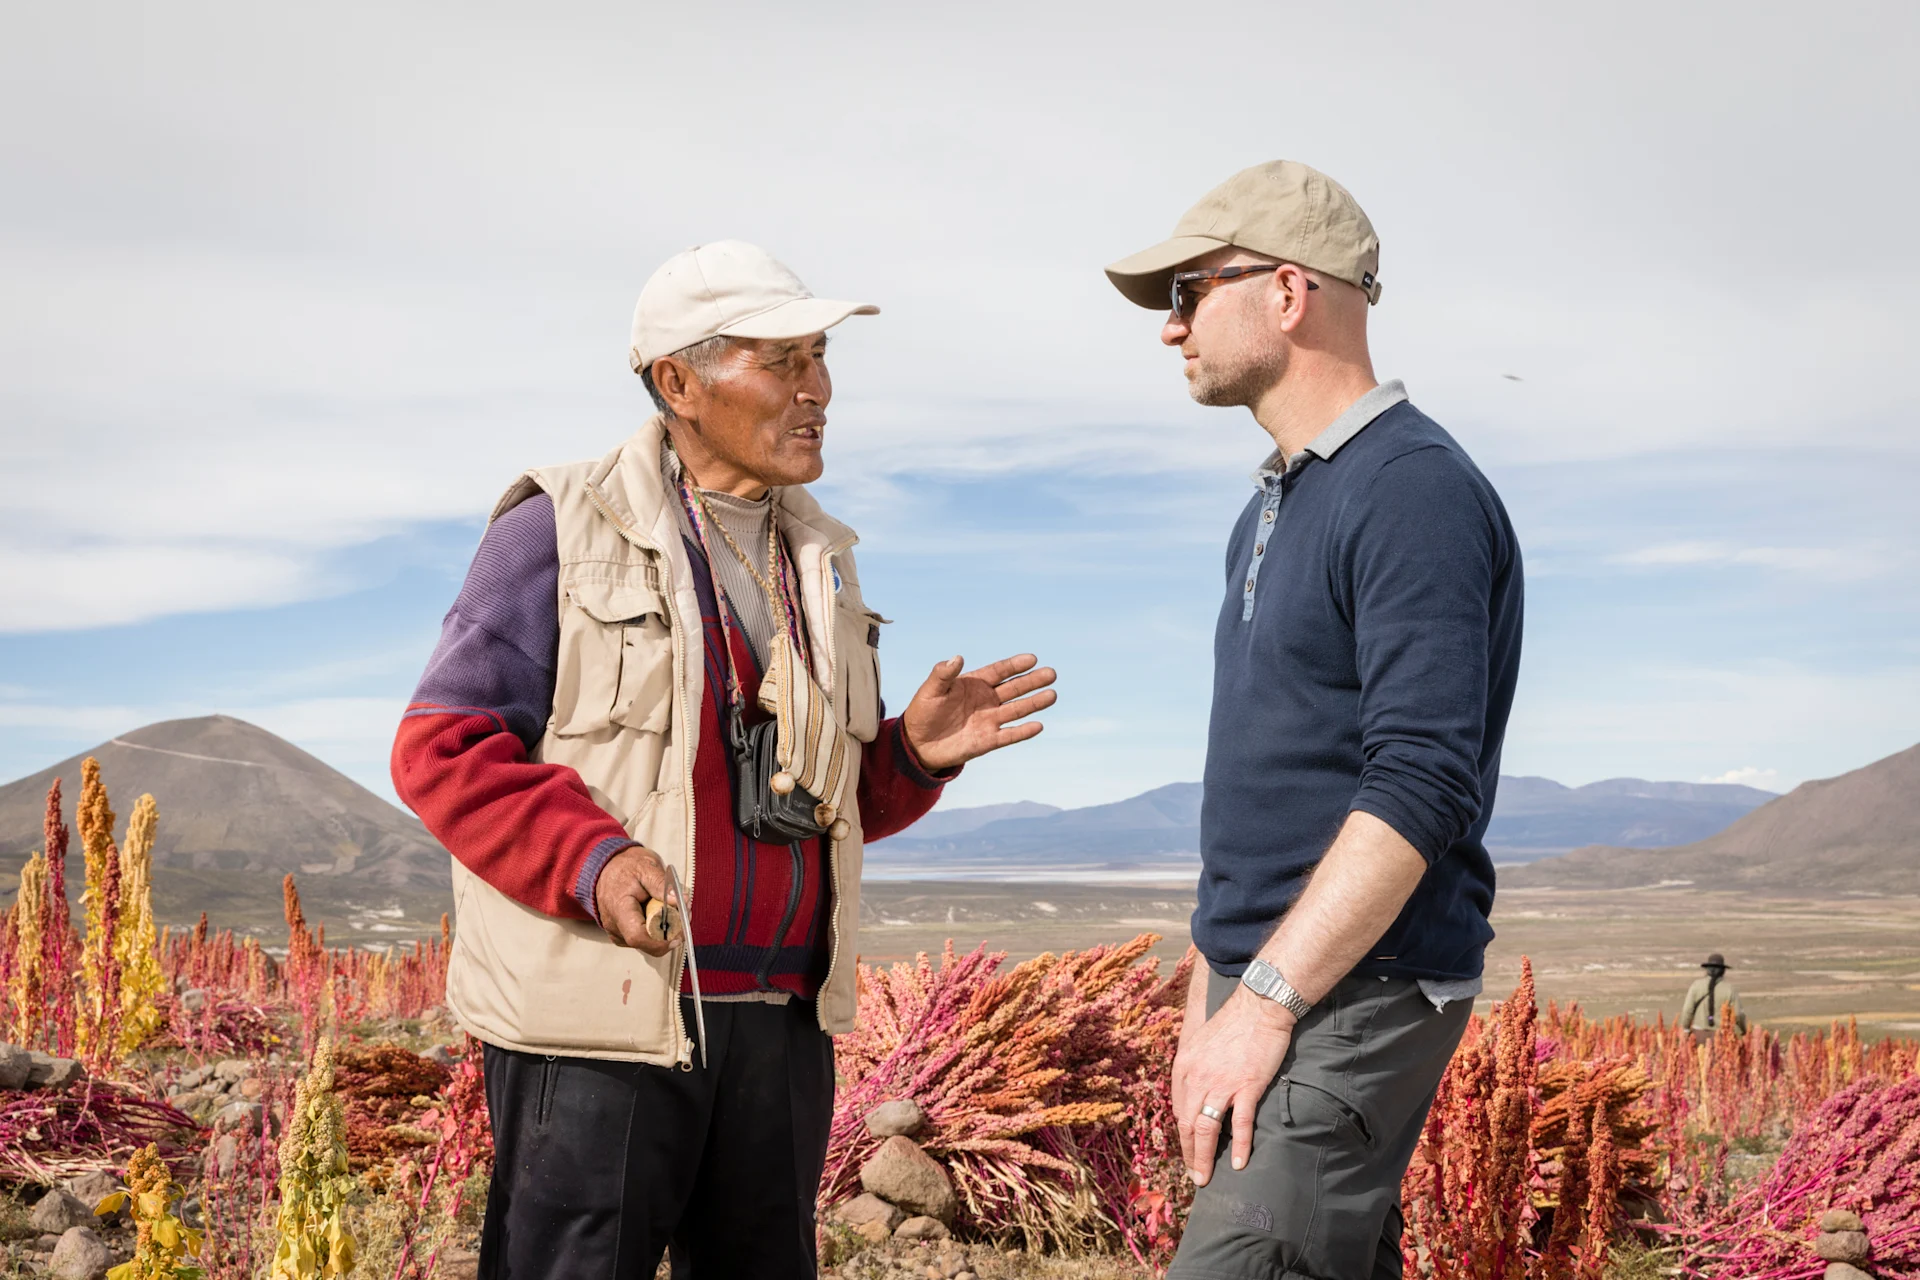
left=393, top=493, right=638, bottom=923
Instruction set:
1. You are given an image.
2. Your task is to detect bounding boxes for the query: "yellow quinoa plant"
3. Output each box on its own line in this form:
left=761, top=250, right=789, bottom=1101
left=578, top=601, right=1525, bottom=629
left=115, top=794, right=167, bottom=1052
left=7, top=852, right=46, bottom=1043
left=96, top=1142, right=204, bottom=1280
left=272, top=1033, right=359, bottom=1279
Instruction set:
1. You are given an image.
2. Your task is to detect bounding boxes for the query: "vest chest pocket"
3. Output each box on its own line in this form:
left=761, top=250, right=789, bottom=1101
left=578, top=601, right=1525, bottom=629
left=553, top=578, right=673, bottom=738
left=834, top=601, right=885, bottom=744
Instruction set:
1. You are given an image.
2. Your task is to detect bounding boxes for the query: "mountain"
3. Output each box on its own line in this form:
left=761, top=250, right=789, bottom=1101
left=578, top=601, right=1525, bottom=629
left=867, top=784, right=1203, bottom=880
left=1484, top=775, right=1776, bottom=862
left=900, top=801, right=1061, bottom=841
left=1505, top=743, right=1920, bottom=894
left=0, top=715, right=447, bottom=891
left=870, top=771, right=1776, bottom=878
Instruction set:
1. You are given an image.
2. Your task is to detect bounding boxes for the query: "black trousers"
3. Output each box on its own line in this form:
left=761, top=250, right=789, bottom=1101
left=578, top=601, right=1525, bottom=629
left=479, top=996, right=836, bottom=1280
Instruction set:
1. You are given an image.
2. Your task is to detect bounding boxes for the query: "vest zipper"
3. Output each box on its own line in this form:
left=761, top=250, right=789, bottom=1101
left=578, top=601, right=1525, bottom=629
left=582, top=480, right=696, bottom=1070
left=815, top=538, right=856, bottom=1032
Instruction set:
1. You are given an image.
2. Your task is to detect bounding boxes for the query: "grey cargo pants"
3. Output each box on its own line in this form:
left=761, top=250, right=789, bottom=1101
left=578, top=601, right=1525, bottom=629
left=1168, top=968, right=1471, bottom=1280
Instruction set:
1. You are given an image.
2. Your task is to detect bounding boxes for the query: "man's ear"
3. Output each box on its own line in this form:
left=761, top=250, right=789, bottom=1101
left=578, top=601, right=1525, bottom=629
left=1272, top=264, right=1316, bottom=334
left=653, top=356, right=700, bottom=421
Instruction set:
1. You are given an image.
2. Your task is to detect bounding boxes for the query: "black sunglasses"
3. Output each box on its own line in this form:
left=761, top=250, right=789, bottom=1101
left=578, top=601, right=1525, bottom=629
left=1169, top=263, right=1315, bottom=320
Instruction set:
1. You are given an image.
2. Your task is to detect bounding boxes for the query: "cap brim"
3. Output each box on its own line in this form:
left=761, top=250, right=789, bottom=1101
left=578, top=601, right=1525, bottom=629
left=1103, top=235, right=1232, bottom=309
left=718, top=296, right=879, bottom=341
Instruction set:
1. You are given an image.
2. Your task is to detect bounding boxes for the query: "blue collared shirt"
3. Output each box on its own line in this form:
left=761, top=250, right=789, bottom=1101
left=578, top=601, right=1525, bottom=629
left=1196, top=383, right=1525, bottom=991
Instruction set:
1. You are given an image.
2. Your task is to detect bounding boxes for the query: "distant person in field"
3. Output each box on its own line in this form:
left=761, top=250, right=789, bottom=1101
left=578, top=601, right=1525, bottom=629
left=391, top=241, right=1056, bottom=1279
left=1680, top=952, right=1747, bottom=1043
left=1105, top=161, right=1524, bottom=1280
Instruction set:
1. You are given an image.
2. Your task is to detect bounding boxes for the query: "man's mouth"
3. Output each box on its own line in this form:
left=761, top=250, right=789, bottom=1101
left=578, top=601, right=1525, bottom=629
left=786, top=423, right=824, bottom=443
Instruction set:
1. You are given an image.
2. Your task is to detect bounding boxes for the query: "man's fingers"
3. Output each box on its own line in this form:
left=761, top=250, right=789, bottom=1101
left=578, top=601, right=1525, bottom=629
left=964, top=653, right=1038, bottom=686
left=1230, top=1091, right=1256, bottom=1172
left=924, top=655, right=965, bottom=693
left=992, top=667, right=1058, bottom=702
left=995, top=690, right=1057, bottom=724
left=1189, top=1104, right=1222, bottom=1186
left=609, top=895, right=672, bottom=957
left=994, top=722, right=1045, bottom=749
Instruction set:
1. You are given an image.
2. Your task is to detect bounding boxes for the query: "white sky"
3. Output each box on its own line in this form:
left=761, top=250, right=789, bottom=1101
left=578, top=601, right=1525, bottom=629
left=3, top=1, right=1917, bottom=806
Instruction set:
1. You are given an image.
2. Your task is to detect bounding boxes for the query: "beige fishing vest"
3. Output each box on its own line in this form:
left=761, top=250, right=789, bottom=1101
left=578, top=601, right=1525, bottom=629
left=443, top=414, right=884, bottom=1066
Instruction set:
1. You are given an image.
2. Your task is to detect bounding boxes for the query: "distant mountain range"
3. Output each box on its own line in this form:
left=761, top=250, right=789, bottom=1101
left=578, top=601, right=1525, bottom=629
left=866, top=773, right=1779, bottom=879
left=6, top=716, right=1905, bottom=911
left=1507, top=742, right=1920, bottom=896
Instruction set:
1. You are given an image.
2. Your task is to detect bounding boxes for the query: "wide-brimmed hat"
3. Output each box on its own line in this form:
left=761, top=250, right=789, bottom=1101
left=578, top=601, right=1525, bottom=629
left=630, top=240, right=877, bottom=373
left=1105, top=160, right=1383, bottom=310
left=1701, top=953, right=1729, bottom=969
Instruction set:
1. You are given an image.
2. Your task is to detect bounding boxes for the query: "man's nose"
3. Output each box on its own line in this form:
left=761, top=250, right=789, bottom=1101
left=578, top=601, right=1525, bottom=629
left=795, top=355, right=829, bottom=404
left=1160, top=313, right=1190, bottom=347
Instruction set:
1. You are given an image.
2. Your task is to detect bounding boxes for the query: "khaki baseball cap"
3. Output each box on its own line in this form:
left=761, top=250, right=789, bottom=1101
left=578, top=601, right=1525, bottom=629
left=1106, top=160, right=1383, bottom=309
left=629, top=240, right=878, bottom=373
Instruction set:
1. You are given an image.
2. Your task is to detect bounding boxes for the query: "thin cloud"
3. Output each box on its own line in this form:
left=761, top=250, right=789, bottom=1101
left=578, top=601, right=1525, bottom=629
left=1699, top=766, right=1782, bottom=790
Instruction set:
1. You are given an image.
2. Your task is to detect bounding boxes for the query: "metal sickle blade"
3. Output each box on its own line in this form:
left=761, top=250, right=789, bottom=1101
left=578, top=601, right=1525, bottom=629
left=667, top=863, right=707, bottom=1069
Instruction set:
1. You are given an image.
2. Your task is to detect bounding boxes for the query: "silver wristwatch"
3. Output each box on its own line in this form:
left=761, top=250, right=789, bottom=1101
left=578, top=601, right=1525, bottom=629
left=1241, top=959, right=1313, bottom=1020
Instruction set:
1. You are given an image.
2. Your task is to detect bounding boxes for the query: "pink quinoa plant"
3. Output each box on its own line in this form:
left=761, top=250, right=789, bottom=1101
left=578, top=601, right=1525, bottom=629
left=1677, top=1074, right=1920, bottom=1279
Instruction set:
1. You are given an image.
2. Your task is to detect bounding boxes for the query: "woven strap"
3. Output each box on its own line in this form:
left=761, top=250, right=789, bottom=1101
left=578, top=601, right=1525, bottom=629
left=758, top=632, right=853, bottom=814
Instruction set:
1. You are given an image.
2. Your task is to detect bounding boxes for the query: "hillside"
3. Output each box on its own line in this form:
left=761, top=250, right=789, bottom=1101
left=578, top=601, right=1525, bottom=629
left=0, top=715, right=448, bottom=900
left=1505, top=742, right=1920, bottom=894
left=1485, top=775, right=1774, bottom=862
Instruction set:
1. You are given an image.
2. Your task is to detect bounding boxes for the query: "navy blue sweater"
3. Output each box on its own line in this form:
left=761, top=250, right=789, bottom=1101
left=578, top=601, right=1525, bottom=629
left=1196, top=397, right=1523, bottom=983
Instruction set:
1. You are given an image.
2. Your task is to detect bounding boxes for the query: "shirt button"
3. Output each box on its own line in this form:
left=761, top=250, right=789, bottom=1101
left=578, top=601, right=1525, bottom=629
left=1255, top=543, right=1265, bottom=555
left=1263, top=509, right=1275, bottom=523
left=1245, top=579, right=1255, bottom=591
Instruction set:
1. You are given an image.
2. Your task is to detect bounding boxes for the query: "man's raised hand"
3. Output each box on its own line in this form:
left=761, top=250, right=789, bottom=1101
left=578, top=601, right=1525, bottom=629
left=594, top=844, right=682, bottom=957
left=900, top=653, right=1057, bottom=772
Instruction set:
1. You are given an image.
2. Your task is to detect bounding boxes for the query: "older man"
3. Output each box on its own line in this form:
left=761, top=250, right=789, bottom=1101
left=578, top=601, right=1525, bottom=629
left=1106, top=163, right=1524, bottom=1279
left=393, top=240, right=1055, bottom=1278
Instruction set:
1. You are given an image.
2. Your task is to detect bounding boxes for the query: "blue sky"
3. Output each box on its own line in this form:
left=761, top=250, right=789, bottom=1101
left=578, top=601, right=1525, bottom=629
left=4, top=2, right=1917, bottom=810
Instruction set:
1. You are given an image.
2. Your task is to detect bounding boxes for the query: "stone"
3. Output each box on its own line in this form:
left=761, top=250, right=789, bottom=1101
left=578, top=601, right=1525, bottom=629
left=1819, top=1209, right=1865, bottom=1233
left=26, top=1055, right=87, bottom=1089
left=237, top=1076, right=268, bottom=1101
left=212, top=1058, right=250, bottom=1083
left=178, top=988, right=209, bottom=1013
left=213, top=1100, right=263, bottom=1135
left=859, top=1136, right=956, bottom=1224
left=30, top=1190, right=94, bottom=1234
left=66, top=1173, right=123, bottom=1216
left=0, top=1042, right=33, bottom=1089
left=865, top=1099, right=929, bottom=1139
left=1815, top=1232, right=1871, bottom=1264
left=424, top=1043, right=457, bottom=1065
left=894, top=1216, right=948, bottom=1243
left=1825, top=1265, right=1874, bottom=1280
left=835, top=1193, right=905, bottom=1234
left=206, top=1134, right=240, bottom=1181
left=171, top=1091, right=218, bottom=1123
left=178, top=1064, right=214, bottom=1091
left=850, top=1219, right=891, bottom=1246
left=49, top=1227, right=112, bottom=1280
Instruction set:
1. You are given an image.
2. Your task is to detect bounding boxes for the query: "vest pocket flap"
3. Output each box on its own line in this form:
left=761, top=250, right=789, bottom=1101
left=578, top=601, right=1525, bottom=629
left=833, top=602, right=884, bottom=743
left=568, top=579, right=665, bottom=624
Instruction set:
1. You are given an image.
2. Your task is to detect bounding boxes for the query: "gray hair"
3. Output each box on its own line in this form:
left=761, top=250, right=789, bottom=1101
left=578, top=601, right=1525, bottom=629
left=641, top=335, right=735, bottom=417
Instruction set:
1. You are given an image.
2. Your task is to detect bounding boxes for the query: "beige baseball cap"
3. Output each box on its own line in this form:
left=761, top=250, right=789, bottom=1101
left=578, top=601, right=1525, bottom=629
left=629, top=240, right=878, bottom=373
left=1106, top=160, right=1383, bottom=309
